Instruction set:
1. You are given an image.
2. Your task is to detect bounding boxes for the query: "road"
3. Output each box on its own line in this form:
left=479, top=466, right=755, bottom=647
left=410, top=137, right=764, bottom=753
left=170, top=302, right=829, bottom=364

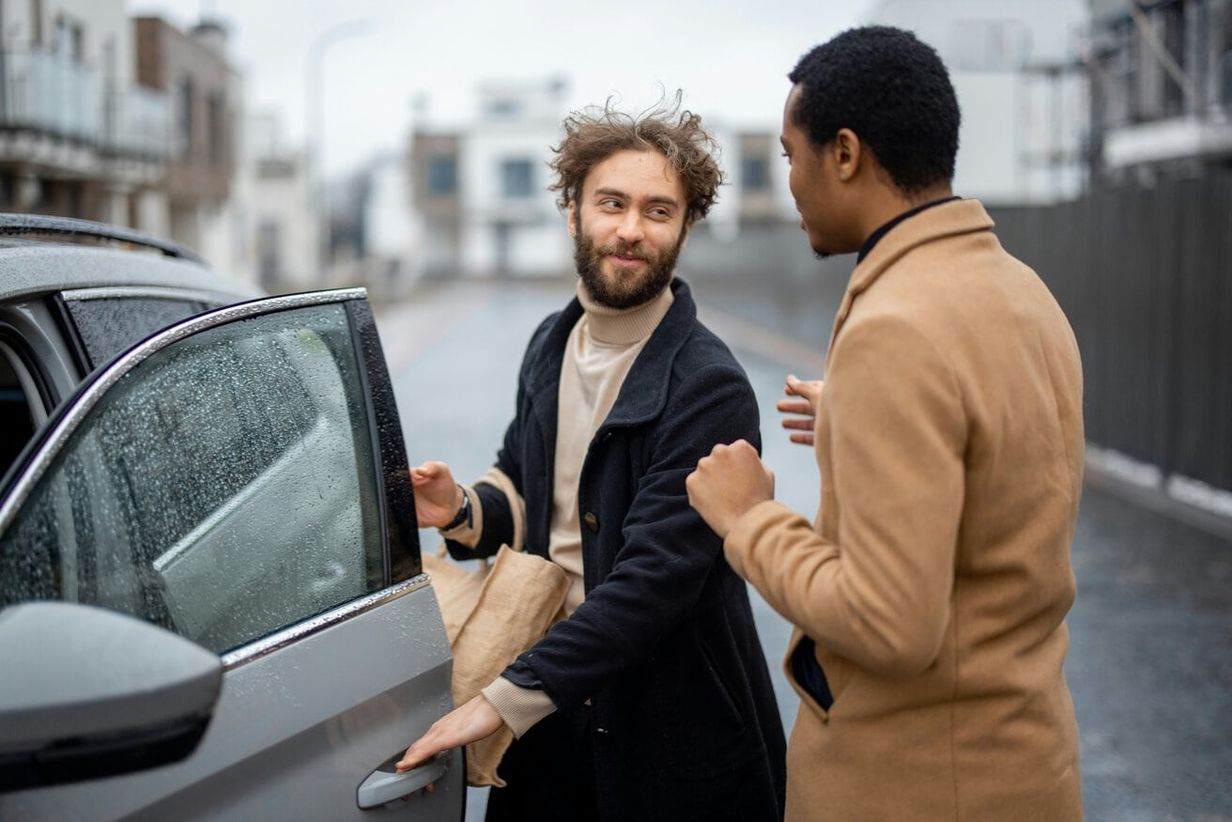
left=380, top=276, right=1232, bottom=822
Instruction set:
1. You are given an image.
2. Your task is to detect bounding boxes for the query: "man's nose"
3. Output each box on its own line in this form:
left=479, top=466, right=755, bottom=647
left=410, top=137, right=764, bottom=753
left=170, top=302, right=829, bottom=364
left=615, top=211, right=645, bottom=244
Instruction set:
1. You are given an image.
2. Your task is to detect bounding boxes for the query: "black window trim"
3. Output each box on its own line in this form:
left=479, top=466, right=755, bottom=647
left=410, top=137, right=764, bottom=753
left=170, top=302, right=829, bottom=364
left=344, top=300, right=420, bottom=585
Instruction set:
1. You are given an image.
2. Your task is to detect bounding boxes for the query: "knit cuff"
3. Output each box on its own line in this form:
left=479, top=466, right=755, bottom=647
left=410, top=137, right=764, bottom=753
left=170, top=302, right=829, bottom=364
left=481, top=676, right=557, bottom=739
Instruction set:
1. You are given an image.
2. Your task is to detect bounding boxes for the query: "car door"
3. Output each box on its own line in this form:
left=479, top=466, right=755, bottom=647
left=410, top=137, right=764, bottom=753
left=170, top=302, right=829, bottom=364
left=0, top=289, right=464, bottom=820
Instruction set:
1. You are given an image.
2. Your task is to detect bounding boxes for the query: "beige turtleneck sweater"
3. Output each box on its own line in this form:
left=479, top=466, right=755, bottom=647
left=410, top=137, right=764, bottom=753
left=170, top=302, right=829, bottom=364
left=442, top=279, right=674, bottom=736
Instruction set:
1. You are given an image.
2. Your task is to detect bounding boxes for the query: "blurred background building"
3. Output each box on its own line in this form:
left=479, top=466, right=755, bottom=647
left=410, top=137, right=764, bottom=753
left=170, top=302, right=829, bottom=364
left=0, top=0, right=166, bottom=225
left=243, top=112, right=316, bottom=295
left=133, top=15, right=238, bottom=263
left=1088, top=0, right=1232, bottom=177
left=410, top=77, right=572, bottom=279
left=869, top=0, right=1090, bottom=204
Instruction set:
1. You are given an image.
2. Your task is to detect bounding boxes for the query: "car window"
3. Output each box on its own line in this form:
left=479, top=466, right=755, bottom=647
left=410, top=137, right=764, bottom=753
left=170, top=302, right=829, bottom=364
left=0, top=302, right=386, bottom=654
left=63, top=296, right=209, bottom=370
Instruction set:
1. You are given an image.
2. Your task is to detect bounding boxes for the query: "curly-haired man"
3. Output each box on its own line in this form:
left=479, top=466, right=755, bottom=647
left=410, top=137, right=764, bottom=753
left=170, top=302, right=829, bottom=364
left=688, top=27, right=1084, bottom=820
left=398, top=99, right=786, bottom=822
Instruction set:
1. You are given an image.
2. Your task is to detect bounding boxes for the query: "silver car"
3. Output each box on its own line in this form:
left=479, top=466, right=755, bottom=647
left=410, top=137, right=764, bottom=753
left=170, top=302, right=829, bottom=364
left=0, top=215, right=465, bottom=819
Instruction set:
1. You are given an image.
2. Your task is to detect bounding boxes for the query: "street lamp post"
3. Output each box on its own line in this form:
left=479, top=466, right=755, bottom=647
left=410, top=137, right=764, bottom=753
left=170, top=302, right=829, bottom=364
left=305, top=20, right=372, bottom=284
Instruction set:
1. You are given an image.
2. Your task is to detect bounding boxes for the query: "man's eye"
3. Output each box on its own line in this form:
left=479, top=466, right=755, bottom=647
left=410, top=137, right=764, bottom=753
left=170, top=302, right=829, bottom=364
left=600, top=199, right=621, bottom=209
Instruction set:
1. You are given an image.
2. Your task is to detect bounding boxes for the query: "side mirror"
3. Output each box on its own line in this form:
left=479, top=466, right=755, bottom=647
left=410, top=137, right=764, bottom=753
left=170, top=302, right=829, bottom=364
left=0, top=602, right=222, bottom=793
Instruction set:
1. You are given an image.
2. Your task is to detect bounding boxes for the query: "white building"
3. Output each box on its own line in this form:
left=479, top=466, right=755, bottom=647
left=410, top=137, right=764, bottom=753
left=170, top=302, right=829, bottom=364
left=868, top=0, right=1090, bottom=204
left=243, top=113, right=319, bottom=292
left=323, top=151, right=422, bottom=298
left=412, top=78, right=572, bottom=278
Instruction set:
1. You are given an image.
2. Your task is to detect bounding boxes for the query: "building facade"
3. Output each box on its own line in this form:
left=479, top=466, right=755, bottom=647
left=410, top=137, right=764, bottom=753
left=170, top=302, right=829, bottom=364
left=133, top=16, right=237, bottom=259
left=411, top=78, right=571, bottom=278
left=868, top=0, right=1090, bottom=204
left=1088, top=0, right=1232, bottom=177
left=0, top=0, right=166, bottom=224
left=242, top=112, right=318, bottom=294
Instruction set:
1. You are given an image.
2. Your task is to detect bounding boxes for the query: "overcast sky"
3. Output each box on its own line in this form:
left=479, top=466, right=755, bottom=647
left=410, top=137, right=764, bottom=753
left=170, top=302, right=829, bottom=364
left=128, top=0, right=875, bottom=177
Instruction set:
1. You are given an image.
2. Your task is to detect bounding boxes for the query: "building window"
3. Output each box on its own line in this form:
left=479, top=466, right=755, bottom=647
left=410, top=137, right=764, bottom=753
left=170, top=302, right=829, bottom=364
left=426, top=155, right=457, bottom=195
left=1159, top=3, right=1187, bottom=116
left=500, top=159, right=534, bottom=199
left=53, top=15, right=83, bottom=62
left=257, top=220, right=281, bottom=289
left=486, top=98, right=521, bottom=117
left=742, top=156, right=769, bottom=191
left=207, top=92, right=225, bottom=167
left=1223, top=47, right=1232, bottom=107
left=176, top=76, right=195, bottom=160
left=30, top=0, right=43, bottom=47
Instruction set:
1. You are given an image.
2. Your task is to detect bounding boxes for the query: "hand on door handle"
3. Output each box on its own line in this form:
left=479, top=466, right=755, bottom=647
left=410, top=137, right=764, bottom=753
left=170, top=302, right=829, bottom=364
left=357, top=751, right=450, bottom=809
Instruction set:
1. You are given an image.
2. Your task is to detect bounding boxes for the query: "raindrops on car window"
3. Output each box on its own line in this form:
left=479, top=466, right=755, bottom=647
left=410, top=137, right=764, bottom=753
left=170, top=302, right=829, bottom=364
left=0, top=304, right=385, bottom=654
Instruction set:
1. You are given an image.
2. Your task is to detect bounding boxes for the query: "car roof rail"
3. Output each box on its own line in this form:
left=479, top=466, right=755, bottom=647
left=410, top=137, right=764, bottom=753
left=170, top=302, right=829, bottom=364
left=0, top=213, right=204, bottom=263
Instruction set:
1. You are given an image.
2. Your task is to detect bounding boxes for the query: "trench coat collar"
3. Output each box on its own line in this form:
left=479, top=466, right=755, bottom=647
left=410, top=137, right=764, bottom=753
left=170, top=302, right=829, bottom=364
left=524, top=277, right=696, bottom=432
left=826, top=198, right=995, bottom=368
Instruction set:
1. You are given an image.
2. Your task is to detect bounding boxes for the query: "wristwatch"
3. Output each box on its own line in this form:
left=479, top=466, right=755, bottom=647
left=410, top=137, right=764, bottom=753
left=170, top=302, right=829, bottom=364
left=440, top=485, right=472, bottom=531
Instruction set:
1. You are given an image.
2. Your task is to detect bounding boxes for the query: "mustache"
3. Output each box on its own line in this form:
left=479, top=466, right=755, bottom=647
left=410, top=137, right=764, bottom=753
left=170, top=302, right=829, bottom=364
left=599, top=242, right=648, bottom=260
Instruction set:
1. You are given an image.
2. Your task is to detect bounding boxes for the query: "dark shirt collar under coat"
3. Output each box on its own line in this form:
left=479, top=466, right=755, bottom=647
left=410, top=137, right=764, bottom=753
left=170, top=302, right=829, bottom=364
left=857, top=195, right=961, bottom=264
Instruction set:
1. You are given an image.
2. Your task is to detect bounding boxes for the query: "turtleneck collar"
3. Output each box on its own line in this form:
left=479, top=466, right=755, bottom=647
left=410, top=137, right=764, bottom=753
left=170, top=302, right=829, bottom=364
left=575, top=278, right=675, bottom=346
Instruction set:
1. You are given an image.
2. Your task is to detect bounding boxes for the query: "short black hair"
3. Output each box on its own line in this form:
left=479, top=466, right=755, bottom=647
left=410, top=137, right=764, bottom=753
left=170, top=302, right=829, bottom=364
left=788, top=26, right=960, bottom=193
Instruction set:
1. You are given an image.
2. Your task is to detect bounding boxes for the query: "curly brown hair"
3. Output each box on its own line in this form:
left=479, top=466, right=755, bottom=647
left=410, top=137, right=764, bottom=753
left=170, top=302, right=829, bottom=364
left=549, top=94, right=724, bottom=224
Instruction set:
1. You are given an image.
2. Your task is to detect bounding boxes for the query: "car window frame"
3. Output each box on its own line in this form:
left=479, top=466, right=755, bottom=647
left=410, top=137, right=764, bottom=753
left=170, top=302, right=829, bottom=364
left=0, top=287, right=423, bottom=668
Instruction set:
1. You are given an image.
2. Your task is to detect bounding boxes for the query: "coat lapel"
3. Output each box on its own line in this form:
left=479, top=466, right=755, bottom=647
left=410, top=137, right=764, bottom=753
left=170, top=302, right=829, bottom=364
left=825, top=199, right=996, bottom=369
left=597, top=278, right=696, bottom=435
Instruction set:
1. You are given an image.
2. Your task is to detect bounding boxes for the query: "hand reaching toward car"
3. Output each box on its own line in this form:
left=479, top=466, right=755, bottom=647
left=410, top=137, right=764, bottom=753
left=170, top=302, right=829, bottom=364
left=396, top=695, right=504, bottom=774
left=777, top=374, right=824, bottom=447
left=409, top=461, right=462, bottom=528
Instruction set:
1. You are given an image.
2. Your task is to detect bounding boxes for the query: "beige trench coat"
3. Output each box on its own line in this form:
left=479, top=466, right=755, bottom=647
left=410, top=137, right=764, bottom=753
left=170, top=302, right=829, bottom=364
left=726, top=199, right=1084, bottom=820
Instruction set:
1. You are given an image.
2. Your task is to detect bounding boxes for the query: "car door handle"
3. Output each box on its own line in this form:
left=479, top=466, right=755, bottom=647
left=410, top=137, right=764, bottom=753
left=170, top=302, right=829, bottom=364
left=357, top=752, right=450, bottom=809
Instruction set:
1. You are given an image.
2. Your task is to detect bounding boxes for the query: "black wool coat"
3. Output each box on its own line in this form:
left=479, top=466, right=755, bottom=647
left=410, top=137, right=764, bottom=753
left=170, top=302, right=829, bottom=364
left=447, top=279, right=786, bottom=821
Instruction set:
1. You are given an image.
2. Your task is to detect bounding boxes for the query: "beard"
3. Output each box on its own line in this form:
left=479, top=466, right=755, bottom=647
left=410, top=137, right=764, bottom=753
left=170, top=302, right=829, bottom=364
left=573, top=218, right=683, bottom=310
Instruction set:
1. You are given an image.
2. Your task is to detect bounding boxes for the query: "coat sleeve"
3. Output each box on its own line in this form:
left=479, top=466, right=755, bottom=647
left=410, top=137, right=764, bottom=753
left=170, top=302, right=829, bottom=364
left=724, top=314, right=967, bottom=677
left=501, top=361, right=760, bottom=708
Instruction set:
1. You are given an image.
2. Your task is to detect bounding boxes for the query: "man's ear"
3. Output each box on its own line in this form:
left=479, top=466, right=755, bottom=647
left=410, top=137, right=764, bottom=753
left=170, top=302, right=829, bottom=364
left=832, top=128, right=862, bottom=183
left=566, top=202, right=577, bottom=238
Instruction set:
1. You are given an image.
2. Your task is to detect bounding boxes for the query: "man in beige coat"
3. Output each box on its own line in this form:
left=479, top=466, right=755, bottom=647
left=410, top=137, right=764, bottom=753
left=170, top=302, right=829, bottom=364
left=687, top=26, right=1084, bottom=820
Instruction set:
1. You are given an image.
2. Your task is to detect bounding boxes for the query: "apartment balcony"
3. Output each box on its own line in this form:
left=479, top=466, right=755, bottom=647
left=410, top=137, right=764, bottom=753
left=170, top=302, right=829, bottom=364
left=1104, top=110, right=1232, bottom=169
left=0, top=48, right=168, bottom=183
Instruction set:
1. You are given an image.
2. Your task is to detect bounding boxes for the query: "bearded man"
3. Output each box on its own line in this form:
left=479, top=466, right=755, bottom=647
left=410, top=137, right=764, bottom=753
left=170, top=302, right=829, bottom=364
left=397, top=101, right=786, bottom=822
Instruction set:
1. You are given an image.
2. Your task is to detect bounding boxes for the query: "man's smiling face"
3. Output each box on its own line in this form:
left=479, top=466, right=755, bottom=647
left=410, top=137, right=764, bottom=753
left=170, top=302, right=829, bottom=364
left=569, top=149, right=688, bottom=309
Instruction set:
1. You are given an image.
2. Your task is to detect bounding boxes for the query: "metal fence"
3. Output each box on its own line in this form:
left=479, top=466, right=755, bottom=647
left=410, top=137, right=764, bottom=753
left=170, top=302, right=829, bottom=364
left=992, top=172, right=1232, bottom=494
